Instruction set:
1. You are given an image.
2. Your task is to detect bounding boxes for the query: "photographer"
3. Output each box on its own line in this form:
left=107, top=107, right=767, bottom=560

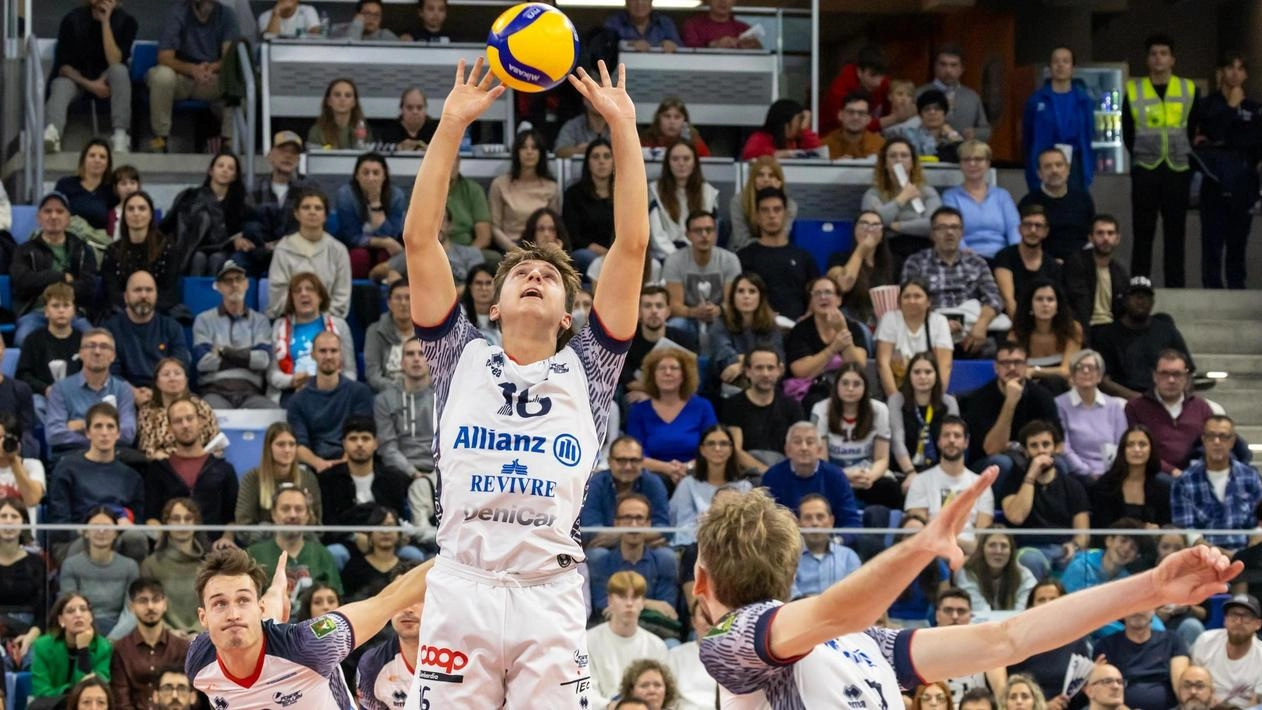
left=0, top=341, right=38, bottom=459
left=0, top=413, right=44, bottom=510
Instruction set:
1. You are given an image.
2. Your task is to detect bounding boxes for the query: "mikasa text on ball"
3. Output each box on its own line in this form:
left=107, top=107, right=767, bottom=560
left=486, top=3, right=579, bottom=92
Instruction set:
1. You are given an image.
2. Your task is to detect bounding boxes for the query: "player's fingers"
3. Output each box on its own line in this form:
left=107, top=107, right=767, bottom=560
left=617, top=62, right=626, bottom=89
left=566, top=74, right=587, bottom=94
left=598, top=59, right=612, bottom=86
left=477, top=64, right=497, bottom=91
left=486, top=84, right=507, bottom=102
left=470, top=56, right=486, bottom=85
left=454, top=58, right=466, bottom=86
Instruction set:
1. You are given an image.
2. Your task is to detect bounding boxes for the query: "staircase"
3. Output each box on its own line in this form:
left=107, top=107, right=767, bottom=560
left=1156, top=288, right=1262, bottom=453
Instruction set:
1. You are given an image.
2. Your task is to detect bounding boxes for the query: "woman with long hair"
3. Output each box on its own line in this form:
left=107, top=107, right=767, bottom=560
left=862, top=138, right=944, bottom=266
left=784, top=276, right=868, bottom=407
left=1007, top=279, right=1082, bottom=388
left=235, top=422, right=323, bottom=534
left=266, top=272, right=357, bottom=402
left=1003, top=674, right=1048, bottom=710
left=341, top=505, right=405, bottom=601
left=941, top=140, right=1021, bottom=260
left=135, top=358, right=220, bottom=460
left=100, top=191, right=180, bottom=313
left=308, top=78, right=371, bottom=149
left=335, top=151, right=408, bottom=277
left=728, top=155, right=800, bottom=251
left=164, top=151, right=258, bottom=277
left=1091, top=425, right=1171, bottom=529
left=641, top=97, right=711, bottom=157
left=66, top=675, right=114, bottom=709
left=709, top=273, right=784, bottom=395
left=810, top=362, right=899, bottom=509
left=1055, top=349, right=1128, bottom=479
left=29, top=593, right=111, bottom=701
left=297, top=582, right=341, bottom=621
left=140, top=497, right=206, bottom=633
left=1007, top=580, right=1090, bottom=703
left=954, top=527, right=1037, bottom=612
left=54, top=138, right=115, bottom=230
left=0, top=497, right=44, bottom=666
left=523, top=207, right=572, bottom=252
left=669, top=425, right=752, bottom=545
left=888, top=352, right=960, bottom=478
left=875, top=278, right=954, bottom=397
left=563, top=137, right=615, bottom=272
left=266, top=187, right=353, bottom=319
left=826, top=209, right=896, bottom=329
left=459, top=263, right=501, bottom=346
left=911, top=681, right=953, bottom=710
left=617, top=658, right=680, bottom=710
left=489, top=128, right=560, bottom=250
left=648, top=139, right=719, bottom=259
left=627, top=348, right=718, bottom=489
left=741, top=99, right=822, bottom=160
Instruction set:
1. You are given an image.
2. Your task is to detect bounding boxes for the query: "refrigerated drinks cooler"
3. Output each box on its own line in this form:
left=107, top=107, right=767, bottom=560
left=1079, top=65, right=1128, bottom=175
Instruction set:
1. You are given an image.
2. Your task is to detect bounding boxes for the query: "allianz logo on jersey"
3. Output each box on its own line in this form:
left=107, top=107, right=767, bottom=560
left=453, top=425, right=582, bottom=467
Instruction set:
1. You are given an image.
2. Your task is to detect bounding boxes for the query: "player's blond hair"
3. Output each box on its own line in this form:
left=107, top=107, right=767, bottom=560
left=195, top=547, right=270, bottom=606
left=607, top=570, right=648, bottom=599
left=493, top=241, right=583, bottom=348
left=696, top=488, right=802, bottom=607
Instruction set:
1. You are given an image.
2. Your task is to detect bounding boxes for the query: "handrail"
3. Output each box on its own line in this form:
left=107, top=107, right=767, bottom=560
left=234, top=41, right=256, bottom=191
left=22, top=33, right=44, bottom=204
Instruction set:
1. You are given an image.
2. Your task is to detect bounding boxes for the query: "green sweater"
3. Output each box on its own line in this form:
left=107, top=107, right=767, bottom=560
left=30, top=633, right=112, bottom=697
left=247, top=537, right=343, bottom=597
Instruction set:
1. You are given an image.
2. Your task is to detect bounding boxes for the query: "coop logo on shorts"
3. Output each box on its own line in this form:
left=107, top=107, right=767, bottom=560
left=418, top=645, right=469, bottom=683
left=553, top=434, right=581, bottom=467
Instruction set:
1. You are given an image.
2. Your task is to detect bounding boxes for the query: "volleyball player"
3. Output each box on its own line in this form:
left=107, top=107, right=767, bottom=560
left=357, top=603, right=423, bottom=710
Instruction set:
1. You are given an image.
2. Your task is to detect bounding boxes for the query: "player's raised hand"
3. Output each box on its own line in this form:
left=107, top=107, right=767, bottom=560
left=1149, top=545, right=1242, bottom=606
left=262, top=550, right=292, bottom=623
left=568, top=61, right=636, bottom=124
left=912, top=465, right=998, bottom=570
left=441, top=58, right=506, bottom=127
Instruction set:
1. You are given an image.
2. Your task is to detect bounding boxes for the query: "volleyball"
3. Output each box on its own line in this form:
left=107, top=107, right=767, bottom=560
left=486, top=3, right=579, bottom=93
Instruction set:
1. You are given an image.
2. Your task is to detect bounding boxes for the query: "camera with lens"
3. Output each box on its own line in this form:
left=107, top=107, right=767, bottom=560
left=2, top=433, right=17, bottom=454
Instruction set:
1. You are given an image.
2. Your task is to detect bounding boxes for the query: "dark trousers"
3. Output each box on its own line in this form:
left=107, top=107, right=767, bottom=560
left=1199, top=174, right=1256, bottom=289
left=1130, top=165, right=1192, bottom=287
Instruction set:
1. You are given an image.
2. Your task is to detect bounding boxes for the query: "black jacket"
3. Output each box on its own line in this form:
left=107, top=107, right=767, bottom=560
left=1062, top=248, right=1128, bottom=341
left=318, top=460, right=412, bottom=542
left=145, top=456, right=240, bottom=526
left=10, top=232, right=99, bottom=317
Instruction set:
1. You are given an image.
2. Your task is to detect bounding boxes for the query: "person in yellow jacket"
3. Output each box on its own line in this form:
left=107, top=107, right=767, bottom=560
left=1122, top=33, right=1202, bottom=289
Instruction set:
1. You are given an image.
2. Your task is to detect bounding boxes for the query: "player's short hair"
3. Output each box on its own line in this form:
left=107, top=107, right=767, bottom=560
left=935, top=587, right=971, bottom=609
left=493, top=241, right=582, bottom=349
left=42, top=282, right=76, bottom=305
left=696, top=488, right=801, bottom=607
left=195, top=547, right=269, bottom=606
left=128, top=577, right=165, bottom=600
left=1017, top=419, right=1062, bottom=447
left=607, top=570, right=647, bottom=599
left=640, top=348, right=699, bottom=400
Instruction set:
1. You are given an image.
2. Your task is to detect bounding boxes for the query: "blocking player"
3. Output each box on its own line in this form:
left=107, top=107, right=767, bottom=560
left=695, top=468, right=1243, bottom=707
left=401, top=59, right=648, bottom=707
left=186, top=548, right=433, bottom=708
left=356, top=602, right=423, bottom=710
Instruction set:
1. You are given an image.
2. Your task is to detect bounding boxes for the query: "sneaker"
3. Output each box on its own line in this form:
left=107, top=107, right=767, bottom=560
left=111, top=129, right=130, bottom=154
left=147, top=136, right=168, bottom=154
left=43, top=124, right=60, bottom=153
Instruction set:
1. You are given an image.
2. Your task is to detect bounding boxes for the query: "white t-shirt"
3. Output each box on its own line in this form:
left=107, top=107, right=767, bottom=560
left=875, top=310, right=954, bottom=361
left=258, top=5, right=321, bottom=37
left=1207, top=467, right=1231, bottom=502
left=587, top=622, right=669, bottom=708
left=661, top=247, right=742, bottom=308
left=904, top=465, right=994, bottom=540
left=669, top=640, right=717, bottom=710
left=351, top=473, right=375, bottom=504
left=809, top=399, right=890, bottom=469
left=1191, top=629, right=1262, bottom=706
left=0, top=459, right=45, bottom=523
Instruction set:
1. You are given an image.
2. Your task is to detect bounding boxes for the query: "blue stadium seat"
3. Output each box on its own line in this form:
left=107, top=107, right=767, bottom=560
left=130, top=41, right=212, bottom=133
left=257, top=278, right=270, bottom=314
left=5, top=670, right=31, bottom=710
left=215, top=410, right=288, bottom=478
left=10, top=206, right=37, bottom=244
left=1, top=349, right=16, bottom=378
left=0, top=274, right=13, bottom=341
left=181, top=276, right=260, bottom=318
left=325, top=210, right=340, bottom=238
left=1205, top=592, right=1231, bottom=629
left=791, top=219, right=854, bottom=273
left=947, top=359, right=997, bottom=396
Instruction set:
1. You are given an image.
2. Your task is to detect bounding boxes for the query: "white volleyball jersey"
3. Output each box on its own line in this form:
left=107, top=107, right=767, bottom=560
left=417, top=305, right=628, bottom=575
left=357, top=636, right=413, bottom=710
left=700, top=601, right=923, bottom=710
left=187, top=613, right=355, bottom=709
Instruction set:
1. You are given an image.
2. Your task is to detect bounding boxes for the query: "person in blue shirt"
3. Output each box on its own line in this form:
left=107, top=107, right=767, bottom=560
left=791, top=493, right=860, bottom=598
left=45, top=329, right=138, bottom=455
left=761, top=422, right=861, bottom=528
left=1022, top=47, right=1096, bottom=193
left=942, top=140, right=1021, bottom=261
left=1172, top=415, right=1262, bottom=552
left=581, top=435, right=671, bottom=564
left=587, top=493, right=680, bottom=621
left=334, top=152, right=408, bottom=279
left=626, top=349, right=717, bottom=494
left=603, top=0, right=682, bottom=52
left=102, top=271, right=192, bottom=392
left=1093, top=608, right=1188, bottom=710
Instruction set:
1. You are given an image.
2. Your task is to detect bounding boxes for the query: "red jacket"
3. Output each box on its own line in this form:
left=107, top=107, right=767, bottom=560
left=821, top=63, right=890, bottom=135
left=740, top=129, right=822, bottom=161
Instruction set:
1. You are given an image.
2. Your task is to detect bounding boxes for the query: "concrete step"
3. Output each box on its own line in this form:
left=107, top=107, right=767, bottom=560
left=1194, top=354, right=1262, bottom=378
left=1179, top=321, right=1262, bottom=355
left=1155, top=288, right=1262, bottom=321
left=1238, top=426, right=1262, bottom=452
left=1204, top=387, right=1262, bottom=422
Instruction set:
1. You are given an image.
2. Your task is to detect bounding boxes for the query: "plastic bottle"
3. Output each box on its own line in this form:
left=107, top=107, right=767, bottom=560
left=353, top=119, right=368, bottom=150
left=319, top=12, right=330, bottom=38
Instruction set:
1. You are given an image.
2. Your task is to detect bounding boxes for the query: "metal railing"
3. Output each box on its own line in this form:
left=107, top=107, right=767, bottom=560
left=232, top=41, right=256, bottom=191
left=21, top=33, right=44, bottom=204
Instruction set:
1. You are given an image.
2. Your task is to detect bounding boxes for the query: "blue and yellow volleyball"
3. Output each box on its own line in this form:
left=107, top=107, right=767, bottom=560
left=486, top=3, right=579, bottom=93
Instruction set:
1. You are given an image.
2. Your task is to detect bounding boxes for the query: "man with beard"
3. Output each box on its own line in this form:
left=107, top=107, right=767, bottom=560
left=357, top=601, right=424, bottom=709
left=1093, top=279, right=1194, bottom=400
left=109, top=579, right=191, bottom=710
left=1175, top=665, right=1217, bottom=710
left=719, top=347, right=804, bottom=474
left=144, top=398, right=238, bottom=548
left=287, top=330, right=374, bottom=471
left=147, top=667, right=196, bottom=710
left=1017, top=148, right=1096, bottom=260
left=1192, top=595, right=1262, bottom=705
left=992, top=204, right=1062, bottom=319
left=1083, top=664, right=1127, bottom=710
left=904, top=416, right=994, bottom=555
left=104, top=271, right=191, bottom=403
left=193, top=260, right=276, bottom=409
left=958, top=342, right=1059, bottom=468
left=999, top=420, right=1090, bottom=581
left=1093, top=608, right=1188, bottom=709
left=247, top=486, right=343, bottom=604
left=1063, top=215, right=1129, bottom=337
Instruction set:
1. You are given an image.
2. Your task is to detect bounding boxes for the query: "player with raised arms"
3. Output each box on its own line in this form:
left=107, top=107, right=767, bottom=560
left=401, top=58, right=648, bottom=708
left=185, top=549, right=434, bottom=708
left=694, top=469, right=1244, bottom=708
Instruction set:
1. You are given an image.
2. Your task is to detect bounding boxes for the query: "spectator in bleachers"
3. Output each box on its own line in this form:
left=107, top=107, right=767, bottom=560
left=246, top=485, right=343, bottom=603
left=46, top=331, right=137, bottom=456
left=741, top=99, right=822, bottom=160
left=1022, top=46, right=1095, bottom=193
left=55, top=140, right=118, bottom=234
left=720, top=345, right=800, bottom=473
left=0, top=414, right=42, bottom=521
left=288, top=331, right=374, bottom=471
left=1060, top=518, right=1142, bottom=598
left=400, top=0, right=449, bottom=41
left=101, top=192, right=180, bottom=316
left=810, top=362, right=898, bottom=509
left=875, top=277, right=953, bottom=397
left=727, top=156, right=796, bottom=251
left=1172, top=415, right=1262, bottom=551
left=334, top=152, right=406, bottom=278
left=247, top=131, right=314, bottom=275
left=941, top=141, right=1019, bottom=260
left=363, top=279, right=412, bottom=392
left=523, top=207, right=572, bottom=253
left=555, top=97, right=611, bottom=159
left=1017, top=149, right=1096, bottom=261
left=649, top=141, right=718, bottom=260
left=235, top=422, right=323, bottom=534
left=790, top=493, right=861, bottom=598
left=642, top=97, right=712, bottom=158
left=459, top=263, right=501, bottom=346
left=1007, top=279, right=1081, bottom=391
left=266, top=188, right=353, bottom=319
left=339, top=505, right=405, bottom=601
left=318, top=416, right=415, bottom=563
left=863, top=139, right=943, bottom=267
left=581, top=436, right=669, bottom=559
left=192, top=260, right=276, bottom=409
left=588, top=578, right=670, bottom=709
left=933, top=589, right=1007, bottom=702
left=1199, top=51, right=1259, bottom=290
left=883, top=513, right=949, bottom=627
left=296, top=581, right=340, bottom=621
left=0, top=497, right=45, bottom=666
left=902, top=206, right=1003, bottom=356
left=1095, top=608, right=1190, bottom=710
left=1091, top=426, right=1170, bottom=530
left=627, top=349, right=717, bottom=490
left=489, top=129, right=560, bottom=251
left=891, top=90, right=964, bottom=162
left=1006, top=580, right=1090, bottom=703
left=662, top=212, right=739, bottom=342
left=147, top=668, right=195, bottom=710
left=762, top=422, right=862, bottom=524
left=372, top=208, right=485, bottom=288
left=588, top=492, right=679, bottom=622
left=109, top=578, right=190, bottom=709
left=737, top=188, right=816, bottom=320
left=267, top=272, right=356, bottom=402
left=912, top=682, right=954, bottom=710
left=709, top=275, right=784, bottom=398
left=0, top=345, right=38, bottom=457
left=993, top=205, right=1060, bottom=321
left=16, top=283, right=83, bottom=413
left=343, top=0, right=399, bottom=41
left=1126, top=346, right=1235, bottom=469
left=163, top=151, right=259, bottom=278
left=668, top=599, right=716, bottom=708
left=669, top=425, right=750, bottom=546
left=904, top=415, right=992, bottom=553
left=999, top=420, right=1091, bottom=580
left=958, top=341, right=1060, bottom=463
left=377, top=340, right=436, bottom=523
left=822, top=46, right=900, bottom=136
left=604, top=0, right=681, bottom=52
left=143, top=397, right=237, bottom=538
left=1190, top=595, right=1262, bottom=706
left=443, top=156, right=495, bottom=257
left=954, top=528, right=1036, bottom=613
left=889, top=352, right=960, bottom=477
left=563, top=138, right=615, bottom=273
left=821, top=90, right=886, bottom=161
left=145, top=0, right=240, bottom=154
left=258, top=0, right=320, bottom=38
left=140, top=498, right=208, bottom=634
left=12, top=192, right=98, bottom=345
left=103, top=271, right=192, bottom=394
left=619, top=660, right=678, bottom=710
left=307, top=78, right=372, bottom=151
left=784, top=276, right=867, bottom=404
left=45, top=0, right=138, bottom=155
left=681, top=0, right=757, bottom=48
left=620, top=286, right=698, bottom=398
left=29, top=593, right=112, bottom=701
left=61, top=507, right=141, bottom=635
left=1095, top=279, right=1194, bottom=401
left=917, top=45, right=990, bottom=142
left=883, top=80, right=921, bottom=138
left=1002, top=676, right=1046, bottom=710
left=105, top=165, right=141, bottom=242
left=1057, top=350, right=1129, bottom=481
left=381, top=87, right=438, bottom=152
